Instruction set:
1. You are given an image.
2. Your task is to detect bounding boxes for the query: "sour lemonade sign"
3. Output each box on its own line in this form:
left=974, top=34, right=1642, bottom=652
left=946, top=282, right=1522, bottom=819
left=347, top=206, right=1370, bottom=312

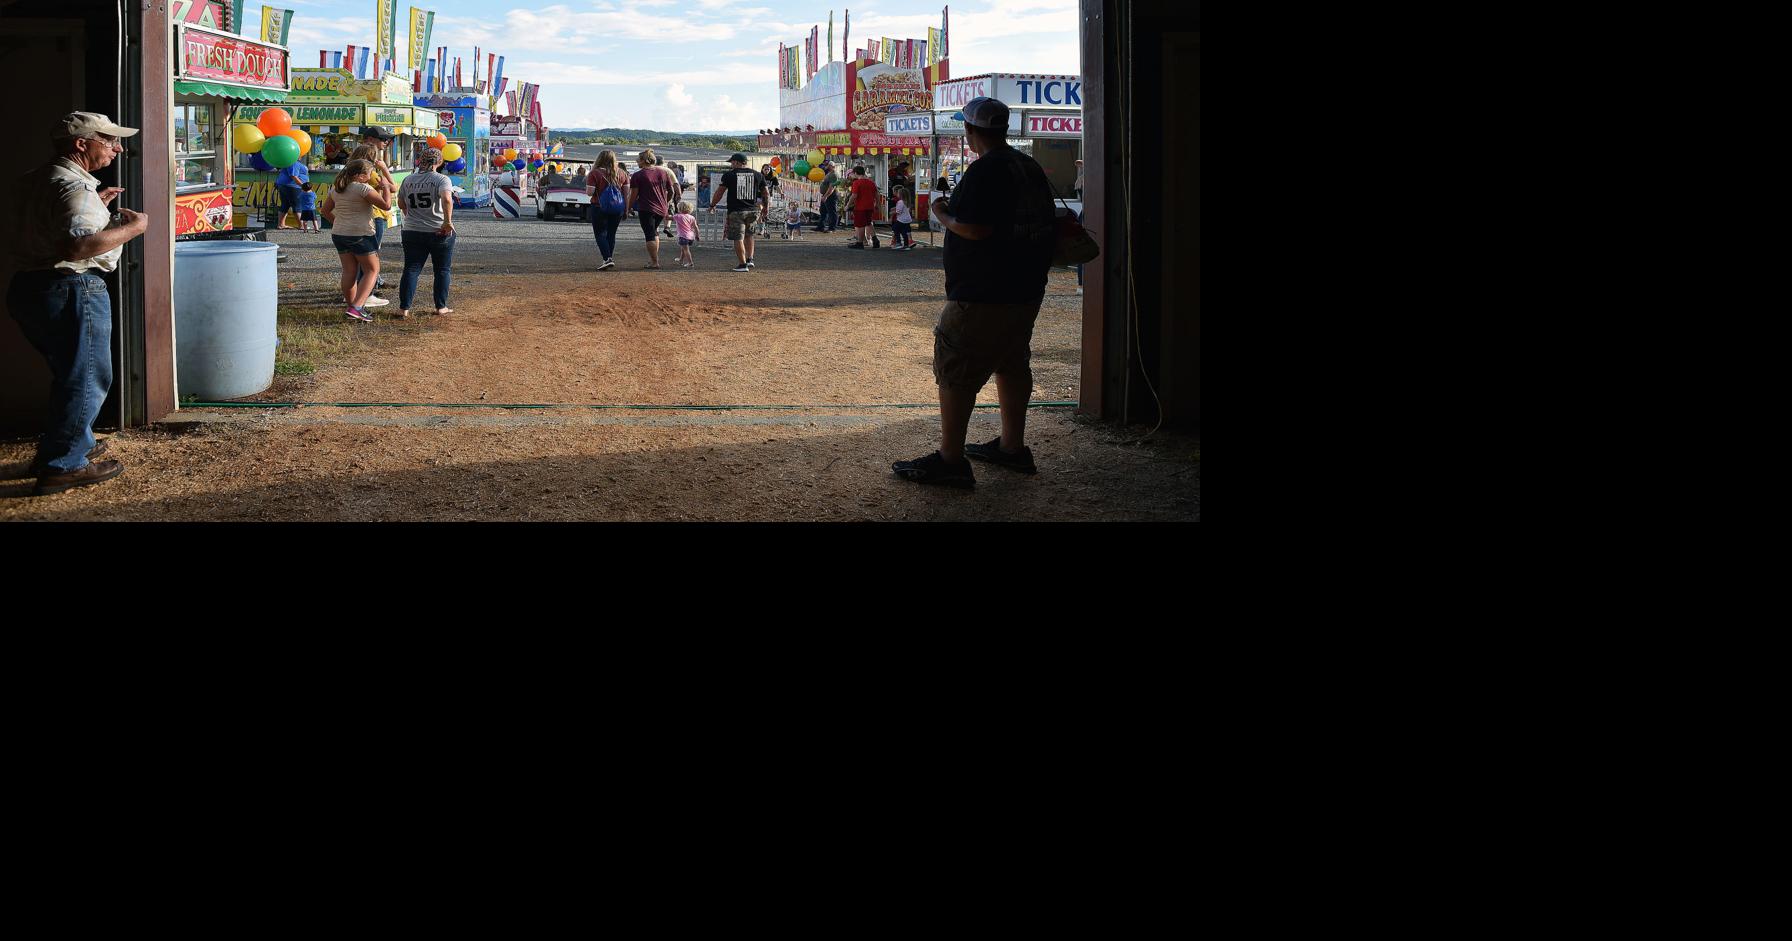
left=177, top=25, right=289, bottom=92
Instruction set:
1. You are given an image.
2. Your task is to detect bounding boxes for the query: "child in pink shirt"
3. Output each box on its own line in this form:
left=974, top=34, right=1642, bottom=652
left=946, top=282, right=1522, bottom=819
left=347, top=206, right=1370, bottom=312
left=674, top=202, right=699, bottom=267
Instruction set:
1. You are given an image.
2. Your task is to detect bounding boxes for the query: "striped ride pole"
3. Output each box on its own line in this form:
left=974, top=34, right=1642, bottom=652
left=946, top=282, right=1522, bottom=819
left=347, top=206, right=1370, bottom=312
left=493, top=184, right=520, bottom=219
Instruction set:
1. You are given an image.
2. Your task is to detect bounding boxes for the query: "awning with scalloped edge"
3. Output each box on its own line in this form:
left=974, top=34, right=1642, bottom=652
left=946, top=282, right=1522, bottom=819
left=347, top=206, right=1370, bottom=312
left=175, top=80, right=288, bottom=102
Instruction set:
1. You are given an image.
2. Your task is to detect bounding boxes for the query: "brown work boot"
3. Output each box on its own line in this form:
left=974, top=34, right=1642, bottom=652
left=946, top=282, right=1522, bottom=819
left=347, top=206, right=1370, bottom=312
left=33, top=459, right=124, bottom=496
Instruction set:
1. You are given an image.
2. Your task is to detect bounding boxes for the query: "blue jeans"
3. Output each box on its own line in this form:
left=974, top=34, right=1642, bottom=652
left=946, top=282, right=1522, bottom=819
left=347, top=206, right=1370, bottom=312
left=400, top=230, right=456, bottom=310
left=818, top=197, right=838, bottom=231
left=591, top=210, right=621, bottom=262
left=7, top=270, right=113, bottom=473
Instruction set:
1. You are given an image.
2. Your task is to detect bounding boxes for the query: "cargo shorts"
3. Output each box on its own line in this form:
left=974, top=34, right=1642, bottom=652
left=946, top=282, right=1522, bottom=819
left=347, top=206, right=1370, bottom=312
left=932, top=299, right=1044, bottom=391
left=725, top=210, right=761, bottom=241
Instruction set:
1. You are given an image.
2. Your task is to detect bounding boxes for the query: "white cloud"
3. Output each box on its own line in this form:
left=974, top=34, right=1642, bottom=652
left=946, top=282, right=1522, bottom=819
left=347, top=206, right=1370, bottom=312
left=664, top=82, right=696, bottom=109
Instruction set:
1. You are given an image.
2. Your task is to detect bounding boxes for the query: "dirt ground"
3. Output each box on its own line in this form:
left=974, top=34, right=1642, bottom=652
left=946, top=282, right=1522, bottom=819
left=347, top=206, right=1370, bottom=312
left=1, top=209, right=1198, bottom=521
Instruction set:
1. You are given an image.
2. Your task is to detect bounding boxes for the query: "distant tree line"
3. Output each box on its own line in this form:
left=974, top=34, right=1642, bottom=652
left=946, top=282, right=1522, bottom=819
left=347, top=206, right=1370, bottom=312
left=552, top=129, right=758, bottom=152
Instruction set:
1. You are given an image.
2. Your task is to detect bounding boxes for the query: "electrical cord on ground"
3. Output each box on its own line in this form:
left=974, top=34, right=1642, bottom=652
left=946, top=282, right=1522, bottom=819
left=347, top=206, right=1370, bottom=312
left=1120, top=0, right=1164, bottom=444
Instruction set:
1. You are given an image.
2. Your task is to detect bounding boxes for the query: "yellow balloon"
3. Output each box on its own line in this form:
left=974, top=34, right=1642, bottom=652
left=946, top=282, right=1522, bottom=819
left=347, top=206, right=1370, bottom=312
left=808, top=167, right=825, bottom=181
left=807, top=149, right=824, bottom=165
left=233, top=123, right=266, bottom=153
left=503, top=148, right=518, bottom=161
left=282, top=128, right=312, bottom=157
left=442, top=143, right=463, bottom=161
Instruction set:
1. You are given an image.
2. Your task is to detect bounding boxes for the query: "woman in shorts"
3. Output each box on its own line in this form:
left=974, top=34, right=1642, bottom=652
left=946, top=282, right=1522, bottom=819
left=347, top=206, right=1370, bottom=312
left=320, top=159, right=391, bottom=321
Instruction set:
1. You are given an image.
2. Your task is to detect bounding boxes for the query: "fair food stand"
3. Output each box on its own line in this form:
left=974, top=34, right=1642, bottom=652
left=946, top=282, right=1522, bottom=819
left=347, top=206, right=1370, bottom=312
left=172, top=14, right=291, bottom=238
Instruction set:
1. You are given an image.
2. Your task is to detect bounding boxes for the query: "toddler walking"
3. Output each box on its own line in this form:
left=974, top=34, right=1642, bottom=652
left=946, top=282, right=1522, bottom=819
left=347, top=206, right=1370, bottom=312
left=299, top=182, right=320, bottom=233
left=674, top=201, right=699, bottom=267
left=785, top=200, right=804, bottom=240
left=889, top=187, right=913, bottom=250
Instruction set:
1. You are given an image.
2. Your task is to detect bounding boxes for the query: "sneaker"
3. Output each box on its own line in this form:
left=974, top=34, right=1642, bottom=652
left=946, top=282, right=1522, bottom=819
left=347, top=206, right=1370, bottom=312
left=363, top=296, right=390, bottom=307
left=847, top=242, right=865, bottom=249
left=346, top=307, right=373, bottom=322
left=965, top=437, right=1038, bottom=474
left=732, top=264, right=750, bottom=272
left=892, top=451, right=976, bottom=489
left=746, top=258, right=755, bottom=268
left=598, top=260, right=615, bottom=270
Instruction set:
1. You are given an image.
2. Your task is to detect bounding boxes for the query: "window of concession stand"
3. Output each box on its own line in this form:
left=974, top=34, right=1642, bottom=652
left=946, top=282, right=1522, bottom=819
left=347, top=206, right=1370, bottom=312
left=233, top=69, right=436, bottom=224
left=172, top=18, right=291, bottom=237
left=417, top=92, right=492, bottom=208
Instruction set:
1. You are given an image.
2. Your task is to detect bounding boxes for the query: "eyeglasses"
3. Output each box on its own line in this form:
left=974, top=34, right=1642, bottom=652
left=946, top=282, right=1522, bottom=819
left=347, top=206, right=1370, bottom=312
left=86, top=136, right=122, bottom=151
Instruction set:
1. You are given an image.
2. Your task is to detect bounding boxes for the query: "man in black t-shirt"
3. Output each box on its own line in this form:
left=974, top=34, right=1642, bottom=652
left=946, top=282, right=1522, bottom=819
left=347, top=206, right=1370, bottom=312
left=893, top=97, right=1056, bottom=489
left=709, top=152, right=762, bottom=272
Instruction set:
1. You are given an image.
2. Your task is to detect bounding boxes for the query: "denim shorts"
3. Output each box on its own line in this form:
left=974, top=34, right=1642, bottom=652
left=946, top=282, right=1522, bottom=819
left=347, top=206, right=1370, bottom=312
left=678, top=237, right=694, bottom=246
left=331, top=234, right=379, bottom=255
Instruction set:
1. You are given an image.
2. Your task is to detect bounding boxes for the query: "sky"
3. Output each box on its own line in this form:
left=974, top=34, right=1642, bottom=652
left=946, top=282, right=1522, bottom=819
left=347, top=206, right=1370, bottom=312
left=266, top=0, right=1079, bottom=132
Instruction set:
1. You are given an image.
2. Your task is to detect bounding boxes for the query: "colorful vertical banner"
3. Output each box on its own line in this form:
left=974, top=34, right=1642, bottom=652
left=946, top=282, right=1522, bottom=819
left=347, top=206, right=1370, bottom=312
left=827, top=12, right=833, bottom=63
left=332, top=51, right=342, bottom=68
left=777, top=43, right=785, bottom=87
left=882, top=37, right=895, bottom=66
left=259, top=6, right=292, bottom=45
left=942, top=6, right=949, bottom=59
left=230, top=0, right=247, bottom=34
left=472, top=45, right=481, bottom=93
left=437, top=46, right=446, bottom=91
left=453, top=56, right=462, bottom=89
left=506, top=90, right=519, bottom=115
left=928, top=27, right=940, bottom=66
left=357, top=46, right=372, bottom=78
left=408, top=8, right=433, bottom=71
left=487, top=53, right=495, bottom=93
left=492, top=55, right=505, bottom=95
left=844, top=9, right=850, bottom=61
left=319, top=51, right=327, bottom=67
left=376, top=0, right=395, bottom=62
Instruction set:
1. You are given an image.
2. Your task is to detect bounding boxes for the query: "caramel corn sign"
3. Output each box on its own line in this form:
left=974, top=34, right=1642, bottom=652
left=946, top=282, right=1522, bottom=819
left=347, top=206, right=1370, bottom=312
left=177, top=25, right=289, bottom=92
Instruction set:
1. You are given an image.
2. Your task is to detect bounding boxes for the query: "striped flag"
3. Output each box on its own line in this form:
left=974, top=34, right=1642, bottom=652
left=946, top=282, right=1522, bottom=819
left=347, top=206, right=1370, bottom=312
left=319, top=50, right=327, bottom=67
left=929, top=28, right=939, bottom=66
left=943, top=6, right=949, bottom=59
left=332, top=51, right=342, bottom=68
left=425, top=58, right=435, bottom=91
left=260, top=6, right=292, bottom=45
left=492, top=55, right=505, bottom=95
left=408, top=8, right=433, bottom=71
left=346, top=44, right=357, bottom=74
left=453, top=56, right=462, bottom=89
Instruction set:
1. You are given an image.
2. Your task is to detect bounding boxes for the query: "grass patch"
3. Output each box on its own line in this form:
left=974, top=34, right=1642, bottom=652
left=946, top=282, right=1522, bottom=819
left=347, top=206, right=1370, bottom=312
left=276, top=302, right=424, bottom=376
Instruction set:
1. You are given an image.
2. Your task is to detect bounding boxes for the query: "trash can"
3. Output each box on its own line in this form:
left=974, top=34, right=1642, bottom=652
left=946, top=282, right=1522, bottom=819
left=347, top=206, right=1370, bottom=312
left=174, top=240, right=279, bottom=400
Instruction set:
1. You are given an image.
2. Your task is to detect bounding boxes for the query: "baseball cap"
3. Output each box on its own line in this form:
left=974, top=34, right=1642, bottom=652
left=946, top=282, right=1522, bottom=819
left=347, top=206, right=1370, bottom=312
left=952, top=96, right=1010, bottom=131
left=55, top=111, right=139, bottom=139
left=729, top=152, right=748, bottom=163
left=360, top=126, right=395, bottom=140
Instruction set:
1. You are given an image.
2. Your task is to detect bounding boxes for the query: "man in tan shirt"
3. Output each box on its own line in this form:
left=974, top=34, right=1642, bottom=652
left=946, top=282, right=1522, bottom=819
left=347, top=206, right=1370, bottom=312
left=8, top=112, right=148, bottom=495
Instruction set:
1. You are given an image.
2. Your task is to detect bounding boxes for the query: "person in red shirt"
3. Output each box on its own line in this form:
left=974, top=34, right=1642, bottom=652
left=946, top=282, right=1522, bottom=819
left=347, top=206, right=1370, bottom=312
left=848, top=165, right=880, bottom=249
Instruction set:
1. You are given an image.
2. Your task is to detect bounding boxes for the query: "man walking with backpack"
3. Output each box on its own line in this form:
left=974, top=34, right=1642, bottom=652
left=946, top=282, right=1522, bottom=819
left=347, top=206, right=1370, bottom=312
left=893, top=97, right=1057, bottom=489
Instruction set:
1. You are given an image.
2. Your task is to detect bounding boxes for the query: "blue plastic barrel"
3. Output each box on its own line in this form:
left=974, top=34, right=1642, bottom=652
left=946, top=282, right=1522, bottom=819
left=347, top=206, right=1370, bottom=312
left=174, top=240, right=279, bottom=400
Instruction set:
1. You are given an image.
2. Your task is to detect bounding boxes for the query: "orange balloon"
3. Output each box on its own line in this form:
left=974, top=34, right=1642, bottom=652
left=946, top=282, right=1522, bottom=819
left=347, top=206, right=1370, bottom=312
left=256, top=108, right=291, bottom=137
left=428, top=133, right=447, bottom=149
left=282, top=128, right=312, bottom=157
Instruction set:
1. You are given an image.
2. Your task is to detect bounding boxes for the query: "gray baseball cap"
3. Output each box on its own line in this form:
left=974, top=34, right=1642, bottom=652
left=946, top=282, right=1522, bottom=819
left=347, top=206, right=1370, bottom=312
left=952, top=97, right=1010, bottom=131
left=55, top=111, right=139, bottom=139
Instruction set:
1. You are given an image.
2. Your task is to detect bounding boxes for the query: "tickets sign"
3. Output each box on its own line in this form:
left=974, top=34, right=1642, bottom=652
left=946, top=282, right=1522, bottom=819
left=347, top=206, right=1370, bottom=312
left=1024, top=113, right=1083, bottom=137
left=176, top=25, right=289, bottom=92
left=885, top=113, right=934, bottom=135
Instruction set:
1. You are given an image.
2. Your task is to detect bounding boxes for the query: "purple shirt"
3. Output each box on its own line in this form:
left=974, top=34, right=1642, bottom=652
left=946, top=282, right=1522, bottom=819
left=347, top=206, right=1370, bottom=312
left=629, top=165, right=675, bottom=217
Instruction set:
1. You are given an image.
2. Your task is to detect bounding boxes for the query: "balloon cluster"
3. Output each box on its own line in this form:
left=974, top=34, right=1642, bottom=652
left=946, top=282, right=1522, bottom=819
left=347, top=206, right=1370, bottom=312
left=808, top=167, right=825, bottom=182
left=793, top=160, right=811, bottom=176
left=443, top=158, right=468, bottom=174
left=236, top=108, right=312, bottom=169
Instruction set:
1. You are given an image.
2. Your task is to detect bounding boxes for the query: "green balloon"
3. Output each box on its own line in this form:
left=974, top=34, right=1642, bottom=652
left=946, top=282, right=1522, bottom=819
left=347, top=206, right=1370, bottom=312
left=262, top=135, right=301, bottom=169
left=793, top=160, right=810, bottom=177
